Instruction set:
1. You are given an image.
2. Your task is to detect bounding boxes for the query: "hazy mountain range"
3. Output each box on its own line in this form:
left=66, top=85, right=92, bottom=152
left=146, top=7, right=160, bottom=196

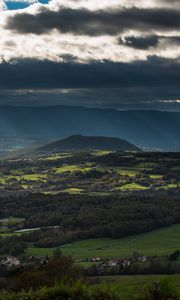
left=0, top=106, right=180, bottom=152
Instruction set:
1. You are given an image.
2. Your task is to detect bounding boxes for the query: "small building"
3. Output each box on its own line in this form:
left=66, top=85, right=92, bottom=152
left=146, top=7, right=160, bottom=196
left=1, top=256, right=20, bottom=267
left=108, top=259, right=119, bottom=267
left=138, top=256, right=148, bottom=263
left=122, top=259, right=131, bottom=267
left=91, top=257, right=101, bottom=262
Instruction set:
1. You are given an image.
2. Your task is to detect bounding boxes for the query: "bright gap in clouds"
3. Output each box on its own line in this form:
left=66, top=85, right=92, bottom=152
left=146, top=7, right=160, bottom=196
left=5, top=0, right=49, bottom=10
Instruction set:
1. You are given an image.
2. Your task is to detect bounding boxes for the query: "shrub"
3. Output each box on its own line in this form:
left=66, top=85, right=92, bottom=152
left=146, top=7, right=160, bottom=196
left=138, top=279, right=179, bottom=300
left=0, top=281, right=121, bottom=300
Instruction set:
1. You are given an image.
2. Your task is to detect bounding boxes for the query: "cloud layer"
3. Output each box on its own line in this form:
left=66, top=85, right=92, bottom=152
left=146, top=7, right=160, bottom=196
left=6, top=7, right=180, bottom=36
left=0, top=0, right=180, bottom=110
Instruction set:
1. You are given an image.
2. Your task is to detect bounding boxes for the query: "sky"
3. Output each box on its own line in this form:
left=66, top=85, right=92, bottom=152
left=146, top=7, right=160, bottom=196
left=0, top=0, right=180, bottom=110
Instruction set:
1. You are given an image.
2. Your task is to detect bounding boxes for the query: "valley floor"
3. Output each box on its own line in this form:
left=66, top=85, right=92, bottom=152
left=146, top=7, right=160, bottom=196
left=27, top=224, right=180, bottom=260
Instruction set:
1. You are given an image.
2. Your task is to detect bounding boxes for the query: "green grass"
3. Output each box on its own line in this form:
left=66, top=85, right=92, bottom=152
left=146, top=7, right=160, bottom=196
left=160, top=183, right=179, bottom=190
left=0, top=232, right=22, bottom=237
left=0, top=173, right=47, bottom=185
left=8, top=217, right=25, bottom=225
left=149, top=175, right=163, bottom=179
left=0, top=178, right=6, bottom=184
left=92, top=150, right=114, bottom=156
left=88, top=192, right=113, bottom=196
left=26, top=247, right=55, bottom=257
left=27, top=224, right=180, bottom=260
left=54, top=165, right=91, bottom=174
left=44, top=190, right=65, bottom=195
left=41, top=154, right=73, bottom=161
left=114, top=183, right=148, bottom=191
left=97, top=166, right=139, bottom=177
left=95, top=274, right=180, bottom=300
left=136, top=162, right=158, bottom=169
left=0, top=217, right=25, bottom=226
left=22, top=174, right=47, bottom=181
left=22, top=184, right=29, bottom=189
left=118, top=169, right=138, bottom=177
left=60, top=188, right=84, bottom=194
left=44, top=188, right=85, bottom=195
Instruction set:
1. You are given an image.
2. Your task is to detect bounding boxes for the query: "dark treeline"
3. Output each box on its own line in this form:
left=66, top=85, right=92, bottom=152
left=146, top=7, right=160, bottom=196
left=0, top=192, right=180, bottom=249
left=0, top=236, right=27, bottom=257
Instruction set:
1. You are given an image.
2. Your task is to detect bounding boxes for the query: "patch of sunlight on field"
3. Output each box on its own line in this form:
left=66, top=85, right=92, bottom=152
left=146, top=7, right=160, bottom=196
left=97, top=166, right=138, bottom=177
left=41, top=153, right=73, bottom=161
left=150, top=175, right=163, bottom=179
left=10, top=170, right=24, bottom=176
left=0, top=217, right=25, bottom=226
left=61, top=188, right=84, bottom=194
left=54, top=165, right=92, bottom=174
left=114, top=183, right=148, bottom=191
left=92, top=150, right=114, bottom=156
left=118, top=169, right=138, bottom=177
left=160, top=183, right=179, bottom=190
left=22, top=174, right=47, bottom=181
left=0, top=178, right=7, bottom=184
left=136, top=162, right=158, bottom=170
left=0, top=233, right=21, bottom=237
left=44, top=188, right=84, bottom=195
left=22, top=184, right=29, bottom=189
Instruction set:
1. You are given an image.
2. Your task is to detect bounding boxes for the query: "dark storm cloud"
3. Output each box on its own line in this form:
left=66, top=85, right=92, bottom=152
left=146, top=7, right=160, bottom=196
left=0, top=87, right=180, bottom=111
left=5, top=7, right=180, bottom=36
left=118, top=35, right=180, bottom=49
left=119, top=35, right=159, bottom=50
left=0, top=56, right=180, bottom=89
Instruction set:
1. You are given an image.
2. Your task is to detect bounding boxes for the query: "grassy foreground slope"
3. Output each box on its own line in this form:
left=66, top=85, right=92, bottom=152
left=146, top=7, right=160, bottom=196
left=27, top=224, right=180, bottom=259
left=95, top=275, right=180, bottom=300
left=0, top=275, right=180, bottom=300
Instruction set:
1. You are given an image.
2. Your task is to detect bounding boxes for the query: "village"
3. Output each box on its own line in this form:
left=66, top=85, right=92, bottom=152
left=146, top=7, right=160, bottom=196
left=82, top=250, right=180, bottom=276
left=1, top=249, right=179, bottom=278
left=0, top=254, right=49, bottom=277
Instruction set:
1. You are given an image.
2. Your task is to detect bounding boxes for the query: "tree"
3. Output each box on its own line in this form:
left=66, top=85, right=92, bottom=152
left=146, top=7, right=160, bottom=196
left=53, top=247, right=62, bottom=258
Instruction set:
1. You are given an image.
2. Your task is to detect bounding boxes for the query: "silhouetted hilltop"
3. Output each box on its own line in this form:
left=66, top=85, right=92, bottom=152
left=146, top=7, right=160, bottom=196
left=36, top=134, right=141, bottom=153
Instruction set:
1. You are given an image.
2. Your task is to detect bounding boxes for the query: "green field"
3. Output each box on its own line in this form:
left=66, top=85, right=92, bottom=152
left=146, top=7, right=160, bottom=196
left=114, top=183, right=148, bottom=191
left=0, top=232, right=21, bottom=237
left=54, top=165, right=91, bottom=174
left=27, top=224, right=180, bottom=259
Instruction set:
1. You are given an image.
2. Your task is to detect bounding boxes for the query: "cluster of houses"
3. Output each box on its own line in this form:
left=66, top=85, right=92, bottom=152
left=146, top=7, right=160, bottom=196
left=82, top=254, right=162, bottom=275
left=90, top=254, right=148, bottom=266
left=0, top=256, right=21, bottom=268
left=0, top=255, right=49, bottom=272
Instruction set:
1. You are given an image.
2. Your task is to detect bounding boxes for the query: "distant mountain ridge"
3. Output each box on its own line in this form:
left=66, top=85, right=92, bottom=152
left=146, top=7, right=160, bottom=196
left=0, top=106, right=180, bottom=151
left=36, top=135, right=140, bottom=153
